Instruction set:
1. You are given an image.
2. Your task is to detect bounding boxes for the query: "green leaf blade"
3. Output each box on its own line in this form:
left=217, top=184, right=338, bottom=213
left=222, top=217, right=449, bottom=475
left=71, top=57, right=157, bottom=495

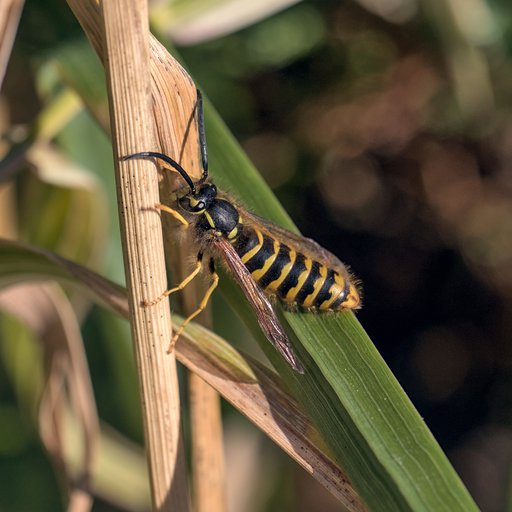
left=202, top=96, right=478, bottom=511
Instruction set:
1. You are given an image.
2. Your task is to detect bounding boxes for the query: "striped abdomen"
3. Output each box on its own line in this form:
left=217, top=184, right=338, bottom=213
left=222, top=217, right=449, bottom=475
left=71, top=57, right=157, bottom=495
left=231, top=224, right=360, bottom=311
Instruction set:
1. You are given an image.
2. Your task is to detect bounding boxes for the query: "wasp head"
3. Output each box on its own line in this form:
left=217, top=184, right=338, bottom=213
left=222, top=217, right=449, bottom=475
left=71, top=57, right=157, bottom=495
left=179, top=182, right=218, bottom=214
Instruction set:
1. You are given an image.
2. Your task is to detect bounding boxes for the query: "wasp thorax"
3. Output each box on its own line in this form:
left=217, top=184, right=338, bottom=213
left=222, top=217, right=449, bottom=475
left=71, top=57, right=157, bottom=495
left=204, top=199, right=240, bottom=235
left=179, top=183, right=217, bottom=213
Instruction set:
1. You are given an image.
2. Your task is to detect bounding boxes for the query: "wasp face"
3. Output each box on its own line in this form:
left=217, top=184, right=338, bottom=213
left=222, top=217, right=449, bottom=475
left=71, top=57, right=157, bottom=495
left=179, top=183, right=217, bottom=214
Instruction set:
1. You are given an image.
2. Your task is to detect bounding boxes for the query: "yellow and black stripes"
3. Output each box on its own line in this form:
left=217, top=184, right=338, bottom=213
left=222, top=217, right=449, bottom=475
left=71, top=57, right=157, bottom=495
left=258, top=242, right=294, bottom=290
left=232, top=225, right=350, bottom=311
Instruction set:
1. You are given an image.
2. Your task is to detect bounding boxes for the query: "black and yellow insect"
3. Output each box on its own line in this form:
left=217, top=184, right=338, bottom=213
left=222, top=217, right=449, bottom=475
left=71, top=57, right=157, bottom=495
left=123, top=90, right=360, bottom=373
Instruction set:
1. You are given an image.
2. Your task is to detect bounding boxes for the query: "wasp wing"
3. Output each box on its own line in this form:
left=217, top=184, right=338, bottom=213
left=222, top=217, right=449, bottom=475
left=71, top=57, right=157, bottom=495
left=212, top=236, right=304, bottom=374
left=240, top=209, right=347, bottom=270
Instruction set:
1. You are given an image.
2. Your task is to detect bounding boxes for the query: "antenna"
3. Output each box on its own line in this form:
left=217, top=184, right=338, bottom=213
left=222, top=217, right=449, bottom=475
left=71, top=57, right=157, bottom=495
left=122, top=152, right=196, bottom=192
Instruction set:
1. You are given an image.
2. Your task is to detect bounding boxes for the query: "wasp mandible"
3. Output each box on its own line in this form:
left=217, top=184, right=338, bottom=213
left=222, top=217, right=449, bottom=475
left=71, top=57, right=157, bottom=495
left=123, top=90, right=361, bottom=373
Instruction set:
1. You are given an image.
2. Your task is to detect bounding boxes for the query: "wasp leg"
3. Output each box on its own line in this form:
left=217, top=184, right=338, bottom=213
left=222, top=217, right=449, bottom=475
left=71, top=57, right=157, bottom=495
left=143, top=253, right=204, bottom=307
left=156, top=203, right=189, bottom=226
left=168, top=258, right=219, bottom=353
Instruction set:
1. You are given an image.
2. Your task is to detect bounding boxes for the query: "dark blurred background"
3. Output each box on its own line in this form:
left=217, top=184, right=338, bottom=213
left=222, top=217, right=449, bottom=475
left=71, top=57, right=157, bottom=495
left=2, top=0, right=512, bottom=510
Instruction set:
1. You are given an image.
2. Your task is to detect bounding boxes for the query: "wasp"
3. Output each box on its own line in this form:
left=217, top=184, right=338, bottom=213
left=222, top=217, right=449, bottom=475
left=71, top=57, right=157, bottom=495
left=123, top=90, right=361, bottom=373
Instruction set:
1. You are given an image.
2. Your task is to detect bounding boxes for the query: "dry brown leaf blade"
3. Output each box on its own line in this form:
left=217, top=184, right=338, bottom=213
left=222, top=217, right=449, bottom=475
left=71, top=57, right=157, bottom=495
left=178, top=323, right=365, bottom=511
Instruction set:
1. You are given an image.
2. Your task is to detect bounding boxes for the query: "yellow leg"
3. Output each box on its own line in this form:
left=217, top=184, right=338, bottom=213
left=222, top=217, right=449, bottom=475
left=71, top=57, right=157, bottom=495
left=156, top=203, right=189, bottom=226
left=167, top=269, right=219, bottom=353
left=143, top=257, right=203, bottom=307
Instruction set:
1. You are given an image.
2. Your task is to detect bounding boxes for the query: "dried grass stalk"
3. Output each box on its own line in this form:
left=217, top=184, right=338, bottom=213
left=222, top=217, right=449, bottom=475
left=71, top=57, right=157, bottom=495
left=100, top=0, right=188, bottom=509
